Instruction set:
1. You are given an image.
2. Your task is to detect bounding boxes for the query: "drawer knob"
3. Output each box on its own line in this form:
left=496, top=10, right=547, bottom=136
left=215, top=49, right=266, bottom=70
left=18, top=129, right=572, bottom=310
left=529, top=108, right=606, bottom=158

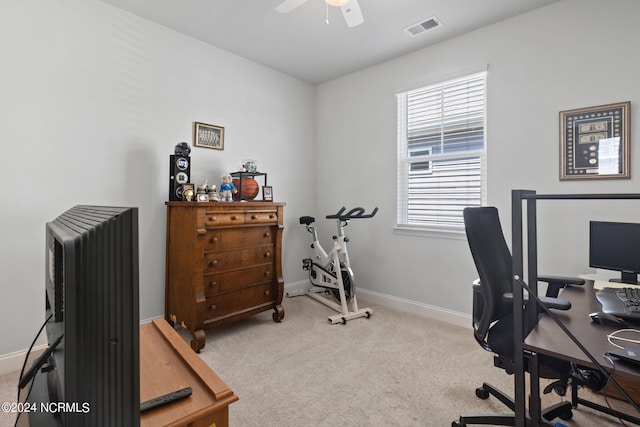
left=269, top=214, right=275, bottom=219
left=264, top=270, right=271, bottom=277
left=251, top=214, right=258, bottom=220
left=264, top=232, right=271, bottom=237
left=264, top=290, right=270, bottom=296
left=209, top=237, right=218, bottom=243
left=210, top=281, right=217, bottom=288
left=231, top=215, right=238, bottom=220
left=210, top=304, right=217, bottom=311
left=210, top=260, right=219, bottom=266
left=209, top=216, right=216, bottom=221
left=264, top=251, right=271, bottom=258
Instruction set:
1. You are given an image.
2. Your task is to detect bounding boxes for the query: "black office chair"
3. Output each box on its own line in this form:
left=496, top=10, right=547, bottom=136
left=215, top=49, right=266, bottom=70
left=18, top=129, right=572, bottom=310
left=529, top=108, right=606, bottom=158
left=453, top=207, right=585, bottom=427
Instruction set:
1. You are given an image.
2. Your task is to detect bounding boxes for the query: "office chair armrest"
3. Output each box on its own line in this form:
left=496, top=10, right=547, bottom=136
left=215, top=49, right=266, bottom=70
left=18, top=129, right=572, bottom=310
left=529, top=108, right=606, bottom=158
left=538, top=275, right=585, bottom=286
left=502, top=293, right=571, bottom=311
left=539, top=275, right=585, bottom=298
left=537, top=295, right=571, bottom=310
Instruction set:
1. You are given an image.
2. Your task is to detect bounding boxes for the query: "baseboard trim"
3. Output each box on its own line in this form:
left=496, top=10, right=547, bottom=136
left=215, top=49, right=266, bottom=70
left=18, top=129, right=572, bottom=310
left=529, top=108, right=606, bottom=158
left=0, top=335, right=47, bottom=377
left=357, top=288, right=471, bottom=329
left=284, top=280, right=312, bottom=296
left=285, top=281, right=471, bottom=329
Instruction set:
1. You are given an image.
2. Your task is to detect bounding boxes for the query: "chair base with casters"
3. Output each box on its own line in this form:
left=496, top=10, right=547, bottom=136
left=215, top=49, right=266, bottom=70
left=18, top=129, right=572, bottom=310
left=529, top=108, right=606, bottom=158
left=452, top=352, right=574, bottom=426
left=452, top=381, right=573, bottom=426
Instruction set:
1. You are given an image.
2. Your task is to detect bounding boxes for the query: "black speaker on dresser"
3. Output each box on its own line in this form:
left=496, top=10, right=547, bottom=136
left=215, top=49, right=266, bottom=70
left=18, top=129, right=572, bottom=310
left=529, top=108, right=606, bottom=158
left=169, top=154, right=190, bottom=201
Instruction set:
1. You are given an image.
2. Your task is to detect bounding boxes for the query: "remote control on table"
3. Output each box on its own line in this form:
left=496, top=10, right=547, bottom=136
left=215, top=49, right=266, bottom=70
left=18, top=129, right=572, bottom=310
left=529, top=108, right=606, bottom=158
left=140, top=386, right=192, bottom=412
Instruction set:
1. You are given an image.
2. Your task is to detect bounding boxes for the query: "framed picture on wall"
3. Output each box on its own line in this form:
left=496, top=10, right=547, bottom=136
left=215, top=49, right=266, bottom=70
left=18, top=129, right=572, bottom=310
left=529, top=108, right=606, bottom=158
left=194, top=122, right=225, bottom=150
left=559, top=101, right=630, bottom=180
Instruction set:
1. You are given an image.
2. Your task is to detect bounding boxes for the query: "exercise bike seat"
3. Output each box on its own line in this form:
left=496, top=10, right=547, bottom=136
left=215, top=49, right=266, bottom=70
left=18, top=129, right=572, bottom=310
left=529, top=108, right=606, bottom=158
left=299, top=216, right=315, bottom=225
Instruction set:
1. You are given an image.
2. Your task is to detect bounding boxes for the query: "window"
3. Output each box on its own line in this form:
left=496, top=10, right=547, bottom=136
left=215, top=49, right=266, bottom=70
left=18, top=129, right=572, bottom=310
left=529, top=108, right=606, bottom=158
left=396, top=71, right=486, bottom=232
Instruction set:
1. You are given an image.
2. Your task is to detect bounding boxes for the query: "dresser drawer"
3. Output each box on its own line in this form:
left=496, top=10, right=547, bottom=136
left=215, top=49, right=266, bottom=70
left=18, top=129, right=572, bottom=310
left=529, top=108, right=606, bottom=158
left=198, top=283, right=275, bottom=321
left=204, top=211, right=244, bottom=227
left=203, top=265, right=273, bottom=296
left=204, top=245, right=274, bottom=273
left=244, top=209, right=278, bottom=225
left=203, top=226, right=275, bottom=251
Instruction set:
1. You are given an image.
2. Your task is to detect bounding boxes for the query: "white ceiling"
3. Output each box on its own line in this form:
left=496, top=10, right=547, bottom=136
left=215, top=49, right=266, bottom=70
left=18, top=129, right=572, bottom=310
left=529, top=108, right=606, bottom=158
left=100, top=0, right=558, bottom=84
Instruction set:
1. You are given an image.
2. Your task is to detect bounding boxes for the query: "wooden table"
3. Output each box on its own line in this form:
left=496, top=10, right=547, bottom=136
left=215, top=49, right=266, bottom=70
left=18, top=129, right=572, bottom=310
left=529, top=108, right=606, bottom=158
left=140, top=319, right=238, bottom=427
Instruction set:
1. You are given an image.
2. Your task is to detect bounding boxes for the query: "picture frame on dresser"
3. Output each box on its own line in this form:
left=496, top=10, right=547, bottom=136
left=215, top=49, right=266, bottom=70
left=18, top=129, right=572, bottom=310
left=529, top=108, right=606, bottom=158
left=262, top=186, right=273, bottom=201
left=559, top=101, right=630, bottom=180
left=194, top=121, right=225, bottom=150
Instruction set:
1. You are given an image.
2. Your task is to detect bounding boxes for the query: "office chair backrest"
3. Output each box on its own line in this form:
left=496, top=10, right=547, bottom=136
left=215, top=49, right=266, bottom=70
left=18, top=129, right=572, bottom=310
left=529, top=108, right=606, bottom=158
left=463, top=207, right=514, bottom=347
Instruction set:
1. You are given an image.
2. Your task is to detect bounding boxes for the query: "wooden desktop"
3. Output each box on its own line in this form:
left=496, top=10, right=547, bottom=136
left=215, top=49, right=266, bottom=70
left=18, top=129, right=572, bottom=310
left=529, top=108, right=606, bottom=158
left=524, top=280, right=640, bottom=424
left=140, top=319, right=238, bottom=427
left=525, top=281, right=628, bottom=368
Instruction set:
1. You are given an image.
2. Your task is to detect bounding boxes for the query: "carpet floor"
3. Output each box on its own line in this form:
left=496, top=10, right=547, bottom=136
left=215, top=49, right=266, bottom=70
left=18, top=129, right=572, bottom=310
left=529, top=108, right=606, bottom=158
left=0, top=294, right=637, bottom=426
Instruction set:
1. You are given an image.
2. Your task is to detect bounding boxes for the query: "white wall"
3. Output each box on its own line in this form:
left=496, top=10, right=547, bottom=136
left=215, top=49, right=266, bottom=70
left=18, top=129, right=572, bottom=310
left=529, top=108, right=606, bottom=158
left=0, top=0, right=315, bottom=357
left=316, top=0, right=640, bottom=314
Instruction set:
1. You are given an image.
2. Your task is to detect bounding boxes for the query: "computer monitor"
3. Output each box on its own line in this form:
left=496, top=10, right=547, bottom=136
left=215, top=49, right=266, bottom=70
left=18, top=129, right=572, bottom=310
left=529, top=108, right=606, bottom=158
left=18, top=205, right=140, bottom=426
left=589, top=220, right=640, bottom=285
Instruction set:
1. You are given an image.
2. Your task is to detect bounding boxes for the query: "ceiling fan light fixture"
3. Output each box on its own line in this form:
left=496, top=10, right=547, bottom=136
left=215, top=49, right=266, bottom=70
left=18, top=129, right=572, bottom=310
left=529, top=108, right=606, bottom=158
left=325, top=0, right=349, bottom=6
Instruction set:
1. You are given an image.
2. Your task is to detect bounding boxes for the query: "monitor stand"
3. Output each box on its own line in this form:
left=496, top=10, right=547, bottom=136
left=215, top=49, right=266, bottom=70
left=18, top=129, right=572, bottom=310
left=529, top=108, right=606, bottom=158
left=611, top=271, right=640, bottom=286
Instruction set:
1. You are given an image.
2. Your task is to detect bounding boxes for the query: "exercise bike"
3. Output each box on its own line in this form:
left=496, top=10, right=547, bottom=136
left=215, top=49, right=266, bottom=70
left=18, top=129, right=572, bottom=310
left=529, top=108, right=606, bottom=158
left=287, top=206, right=378, bottom=324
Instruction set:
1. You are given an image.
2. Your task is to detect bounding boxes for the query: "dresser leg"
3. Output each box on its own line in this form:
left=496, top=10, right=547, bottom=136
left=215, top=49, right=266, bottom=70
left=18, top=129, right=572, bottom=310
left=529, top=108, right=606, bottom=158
left=272, top=305, right=285, bottom=322
left=190, top=329, right=206, bottom=353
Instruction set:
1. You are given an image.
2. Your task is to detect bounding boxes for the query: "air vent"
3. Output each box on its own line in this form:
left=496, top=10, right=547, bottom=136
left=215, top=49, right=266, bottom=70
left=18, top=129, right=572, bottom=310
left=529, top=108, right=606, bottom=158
left=404, top=16, right=441, bottom=37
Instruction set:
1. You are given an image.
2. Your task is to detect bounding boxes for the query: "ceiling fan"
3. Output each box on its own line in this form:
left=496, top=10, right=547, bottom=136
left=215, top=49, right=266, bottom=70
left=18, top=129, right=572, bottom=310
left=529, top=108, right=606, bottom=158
left=276, top=0, right=364, bottom=28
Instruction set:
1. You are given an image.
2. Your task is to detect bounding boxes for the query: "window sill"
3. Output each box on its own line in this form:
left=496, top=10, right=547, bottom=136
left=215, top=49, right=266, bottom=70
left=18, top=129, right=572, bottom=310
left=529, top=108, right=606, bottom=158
left=393, top=225, right=466, bottom=240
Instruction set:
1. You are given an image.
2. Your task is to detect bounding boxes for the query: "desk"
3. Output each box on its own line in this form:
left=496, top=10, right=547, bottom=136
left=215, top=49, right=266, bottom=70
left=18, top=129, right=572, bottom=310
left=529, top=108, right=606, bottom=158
left=524, top=280, right=640, bottom=424
left=140, top=319, right=239, bottom=427
left=510, top=190, right=640, bottom=426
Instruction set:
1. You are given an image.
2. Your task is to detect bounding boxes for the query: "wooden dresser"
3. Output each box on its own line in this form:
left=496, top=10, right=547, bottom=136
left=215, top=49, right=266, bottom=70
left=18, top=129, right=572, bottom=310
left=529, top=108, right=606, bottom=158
left=165, top=201, right=285, bottom=352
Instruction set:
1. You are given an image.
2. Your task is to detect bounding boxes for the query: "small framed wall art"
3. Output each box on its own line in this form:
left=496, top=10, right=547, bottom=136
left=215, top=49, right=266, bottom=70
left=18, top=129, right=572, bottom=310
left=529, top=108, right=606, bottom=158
left=194, top=121, right=224, bottom=150
left=559, top=101, right=630, bottom=180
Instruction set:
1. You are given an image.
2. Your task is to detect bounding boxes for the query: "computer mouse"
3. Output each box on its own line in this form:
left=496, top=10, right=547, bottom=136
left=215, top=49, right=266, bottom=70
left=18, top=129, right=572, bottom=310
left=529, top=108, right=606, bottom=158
left=589, top=311, right=629, bottom=327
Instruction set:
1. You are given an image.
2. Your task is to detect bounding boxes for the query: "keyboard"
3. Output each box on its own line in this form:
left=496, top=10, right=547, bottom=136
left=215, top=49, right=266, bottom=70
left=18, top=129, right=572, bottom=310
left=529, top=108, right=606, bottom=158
left=596, top=287, right=640, bottom=321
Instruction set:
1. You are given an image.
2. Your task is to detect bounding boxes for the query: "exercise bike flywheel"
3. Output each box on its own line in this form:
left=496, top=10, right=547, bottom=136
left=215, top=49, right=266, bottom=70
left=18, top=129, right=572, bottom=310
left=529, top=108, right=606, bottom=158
left=329, top=265, right=354, bottom=303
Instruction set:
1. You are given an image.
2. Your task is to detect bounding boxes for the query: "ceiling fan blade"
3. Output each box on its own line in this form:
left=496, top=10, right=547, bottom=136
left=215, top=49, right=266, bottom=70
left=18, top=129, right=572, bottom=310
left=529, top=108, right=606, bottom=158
left=340, top=0, right=364, bottom=27
left=275, top=0, right=309, bottom=14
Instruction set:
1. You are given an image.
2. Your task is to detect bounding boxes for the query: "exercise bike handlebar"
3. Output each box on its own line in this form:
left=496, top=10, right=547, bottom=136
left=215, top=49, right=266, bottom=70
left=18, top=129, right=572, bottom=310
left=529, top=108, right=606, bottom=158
left=325, top=206, right=378, bottom=221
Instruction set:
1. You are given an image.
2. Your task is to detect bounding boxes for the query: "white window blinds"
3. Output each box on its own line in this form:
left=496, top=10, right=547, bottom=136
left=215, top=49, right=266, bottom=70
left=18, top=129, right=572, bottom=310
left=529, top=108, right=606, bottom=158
left=397, top=71, right=487, bottom=230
